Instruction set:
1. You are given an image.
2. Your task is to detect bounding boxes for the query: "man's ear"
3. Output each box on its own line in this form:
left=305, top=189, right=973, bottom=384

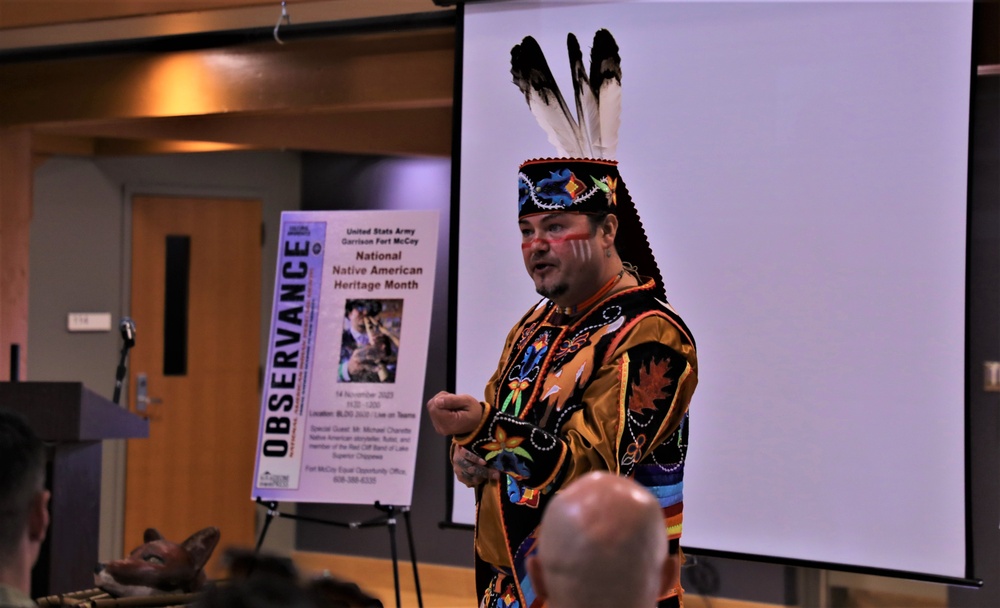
left=526, top=555, right=548, bottom=601
left=602, top=214, right=619, bottom=242
left=29, top=490, right=50, bottom=544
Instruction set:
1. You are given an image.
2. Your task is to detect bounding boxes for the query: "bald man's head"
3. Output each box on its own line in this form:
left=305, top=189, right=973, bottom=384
left=528, top=472, right=668, bottom=608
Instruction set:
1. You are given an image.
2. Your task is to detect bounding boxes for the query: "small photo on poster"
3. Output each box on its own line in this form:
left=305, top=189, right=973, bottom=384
left=339, top=299, right=403, bottom=383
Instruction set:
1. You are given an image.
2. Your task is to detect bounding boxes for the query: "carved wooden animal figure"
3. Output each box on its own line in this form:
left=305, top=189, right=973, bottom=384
left=94, top=527, right=220, bottom=597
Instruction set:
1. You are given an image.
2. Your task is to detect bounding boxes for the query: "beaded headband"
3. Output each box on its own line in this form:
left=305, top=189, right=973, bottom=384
left=517, top=158, right=619, bottom=218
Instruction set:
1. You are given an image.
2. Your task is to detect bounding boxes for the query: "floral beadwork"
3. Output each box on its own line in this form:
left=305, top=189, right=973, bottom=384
left=553, top=330, right=590, bottom=359
left=518, top=169, right=615, bottom=213
left=502, top=332, right=550, bottom=416
left=483, top=426, right=533, bottom=466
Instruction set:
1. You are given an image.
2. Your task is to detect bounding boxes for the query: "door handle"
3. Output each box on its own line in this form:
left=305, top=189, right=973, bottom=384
left=135, top=372, right=163, bottom=412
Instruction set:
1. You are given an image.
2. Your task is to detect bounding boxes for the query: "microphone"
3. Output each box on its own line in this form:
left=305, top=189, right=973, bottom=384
left=120, top=317, right=136, bottom=348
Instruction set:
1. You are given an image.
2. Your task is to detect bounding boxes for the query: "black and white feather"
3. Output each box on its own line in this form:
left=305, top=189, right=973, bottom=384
left=589, top=29, right=622, bottom=159
left=511, top=29, right=622, bottom=159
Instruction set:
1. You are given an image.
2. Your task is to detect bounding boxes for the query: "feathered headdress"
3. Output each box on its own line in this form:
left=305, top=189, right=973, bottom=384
left=511, top=29, right=621, bottom=159
left=511, top=29, right=665, bottom=300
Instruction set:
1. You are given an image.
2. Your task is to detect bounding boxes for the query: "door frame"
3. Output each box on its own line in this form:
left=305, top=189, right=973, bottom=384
left=101, top=182, right=282, bottom=562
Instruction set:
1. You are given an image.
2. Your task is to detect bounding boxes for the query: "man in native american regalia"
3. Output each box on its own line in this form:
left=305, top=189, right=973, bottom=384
left=426, top=29, right=698, bottom=608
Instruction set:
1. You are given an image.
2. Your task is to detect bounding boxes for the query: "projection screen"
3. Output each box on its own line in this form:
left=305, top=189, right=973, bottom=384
left=452, top=0, right=973, bottom=582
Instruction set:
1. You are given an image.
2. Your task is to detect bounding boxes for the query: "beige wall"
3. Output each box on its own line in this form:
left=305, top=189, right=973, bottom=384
left=29, top=150, right=302, bottom=560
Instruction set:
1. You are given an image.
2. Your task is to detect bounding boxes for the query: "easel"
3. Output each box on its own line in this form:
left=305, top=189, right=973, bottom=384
left=253, top=498, right=424, bottom=608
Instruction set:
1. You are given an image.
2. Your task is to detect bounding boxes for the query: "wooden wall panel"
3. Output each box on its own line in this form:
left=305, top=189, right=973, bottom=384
left=0, top=128, right=32, bottom=381
left=0, top=29, right=454, bottom=127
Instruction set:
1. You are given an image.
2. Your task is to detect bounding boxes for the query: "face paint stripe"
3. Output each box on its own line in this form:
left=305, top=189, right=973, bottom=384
left=520, top=231, right=590, bottom=250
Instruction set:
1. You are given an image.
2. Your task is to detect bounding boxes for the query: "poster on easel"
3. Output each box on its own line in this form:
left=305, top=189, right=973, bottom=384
left=252, top=210, right=439, bottom=506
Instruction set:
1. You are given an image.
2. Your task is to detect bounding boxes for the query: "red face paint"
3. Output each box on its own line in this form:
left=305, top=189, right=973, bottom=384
left=520, top=231, right=591, bottom=250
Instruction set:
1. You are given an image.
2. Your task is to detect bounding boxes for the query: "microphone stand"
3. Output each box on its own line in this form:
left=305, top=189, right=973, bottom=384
left=113, top=320, right=135, bottom=405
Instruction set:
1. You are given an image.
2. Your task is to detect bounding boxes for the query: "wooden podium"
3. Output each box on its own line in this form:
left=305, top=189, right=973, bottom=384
left=0, top=381, right=148, bottom=597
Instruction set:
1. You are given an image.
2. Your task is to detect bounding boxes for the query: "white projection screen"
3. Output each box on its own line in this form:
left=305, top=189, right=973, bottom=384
left=452, top=0, right=973, bottom=583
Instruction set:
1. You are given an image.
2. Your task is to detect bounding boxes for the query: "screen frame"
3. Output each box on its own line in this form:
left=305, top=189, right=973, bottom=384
left=441, top=0, right=982, bottom=588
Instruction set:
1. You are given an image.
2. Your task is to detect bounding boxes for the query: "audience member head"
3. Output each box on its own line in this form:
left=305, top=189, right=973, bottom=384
left=194, top=575, right=315, bottom=608
left=0, top=408, right=49, bottom=593
left=194, top=548, right=383, bottom=608
left=528, top=471, right=668, bottom=608
left=194, top=549, right=312, bottom=608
